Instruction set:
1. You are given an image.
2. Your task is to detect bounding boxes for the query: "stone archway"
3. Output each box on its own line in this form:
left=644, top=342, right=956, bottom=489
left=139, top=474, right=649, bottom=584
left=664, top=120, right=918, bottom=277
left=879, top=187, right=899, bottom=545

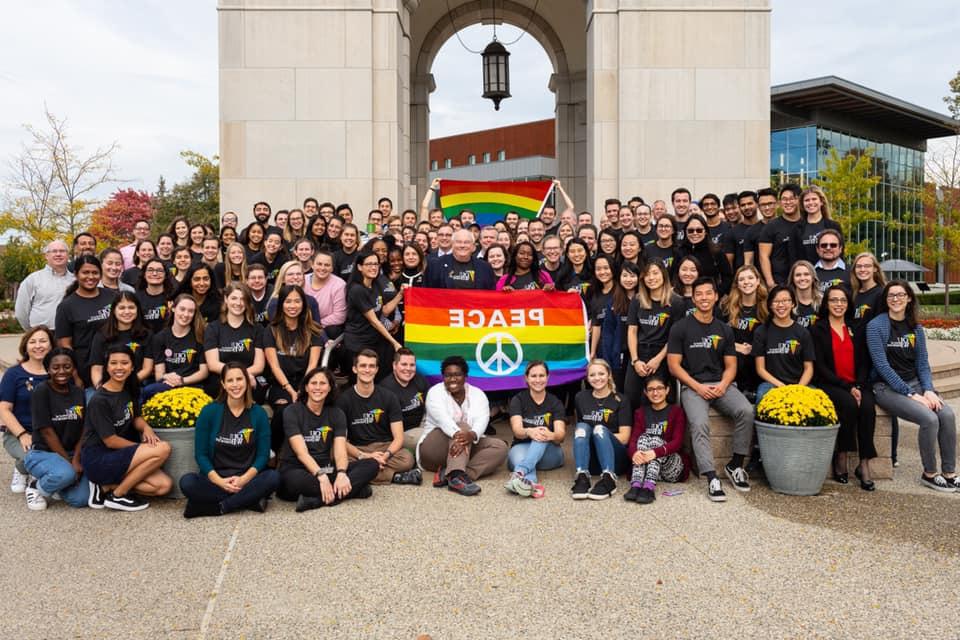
left=408, top=0, right=586, bottom=211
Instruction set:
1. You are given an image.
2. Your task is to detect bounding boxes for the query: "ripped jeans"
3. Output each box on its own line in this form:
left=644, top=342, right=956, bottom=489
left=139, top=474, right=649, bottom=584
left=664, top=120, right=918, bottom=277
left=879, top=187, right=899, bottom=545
left=572, top=422, right=629, bottom=476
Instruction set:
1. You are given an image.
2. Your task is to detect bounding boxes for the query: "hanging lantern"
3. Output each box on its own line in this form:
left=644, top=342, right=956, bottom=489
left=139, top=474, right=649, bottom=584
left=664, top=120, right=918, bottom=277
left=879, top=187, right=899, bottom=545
left=481, top=38, right=511, bottom=111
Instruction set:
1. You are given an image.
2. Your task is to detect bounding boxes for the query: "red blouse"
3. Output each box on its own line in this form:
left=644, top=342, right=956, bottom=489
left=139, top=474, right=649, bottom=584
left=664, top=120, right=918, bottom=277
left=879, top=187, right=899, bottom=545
left=831, top=325, right=855, bottom=384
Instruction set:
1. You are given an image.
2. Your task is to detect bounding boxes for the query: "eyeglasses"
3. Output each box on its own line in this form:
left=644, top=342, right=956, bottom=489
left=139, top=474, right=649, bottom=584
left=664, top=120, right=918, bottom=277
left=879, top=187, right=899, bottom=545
left=887, top=292, right=908, bottom=300
left=145, top=268, right=166, bottom=274
left=827, top=297, right=847, bottom=304
left=646, top=385, right=667, bottom=392
left=818, top=243, right=839, bottom=249
left=772, top=299, right=793, bottom=306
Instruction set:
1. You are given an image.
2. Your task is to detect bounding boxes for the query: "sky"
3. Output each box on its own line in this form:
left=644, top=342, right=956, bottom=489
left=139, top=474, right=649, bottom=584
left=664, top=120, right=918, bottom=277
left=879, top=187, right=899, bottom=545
left=0, top=0, right=957, bottom=198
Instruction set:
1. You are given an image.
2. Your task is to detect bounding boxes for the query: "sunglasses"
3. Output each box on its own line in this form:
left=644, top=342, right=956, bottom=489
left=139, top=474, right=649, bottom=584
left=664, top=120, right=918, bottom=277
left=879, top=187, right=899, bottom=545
left=819, top=243, right=839, bottom=249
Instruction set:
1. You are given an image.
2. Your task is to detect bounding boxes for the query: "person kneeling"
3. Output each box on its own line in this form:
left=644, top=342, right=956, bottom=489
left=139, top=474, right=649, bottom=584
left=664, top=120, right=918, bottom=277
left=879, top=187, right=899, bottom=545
left=179, top=362, right=281, bottom=518
left=277, top=367, right=379, bottom=511
left=418, top=356, right=508, bottom=496
left=624, top=375, right=688, bottom=504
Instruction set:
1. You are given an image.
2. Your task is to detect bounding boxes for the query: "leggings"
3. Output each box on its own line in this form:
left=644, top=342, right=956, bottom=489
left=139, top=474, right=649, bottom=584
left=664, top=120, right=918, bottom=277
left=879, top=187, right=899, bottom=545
left=277, top=459, right=379, bottom=503
left=629, top=433, right=684, bottom=484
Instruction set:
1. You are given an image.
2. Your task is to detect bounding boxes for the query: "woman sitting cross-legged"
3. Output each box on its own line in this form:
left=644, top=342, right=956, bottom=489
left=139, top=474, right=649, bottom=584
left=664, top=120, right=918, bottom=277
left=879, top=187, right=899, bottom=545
left=504, top=361, right=566, bottom=499
left=179, top=362, right=281, bottom=518
left=624, top=375, right=688, bottom=504
left=82, top=345, right=173, bottom=511
left=276, top=367, right=379, bottom=511
left=418, top=356, right=509, bottom=497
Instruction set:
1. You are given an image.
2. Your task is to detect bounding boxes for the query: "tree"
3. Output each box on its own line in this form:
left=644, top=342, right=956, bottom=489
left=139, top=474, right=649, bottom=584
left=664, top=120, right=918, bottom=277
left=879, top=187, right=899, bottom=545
left=919, top=69, right=960, bottom=312
left=0, top=107, right=121, bottom=250
left=814, top=147, right=883, bottom=257
left=152, top=151, right=219, bottom=233
left=89, top=189, right=155, bottom=250
left=0, top=237, right=45, bottom=300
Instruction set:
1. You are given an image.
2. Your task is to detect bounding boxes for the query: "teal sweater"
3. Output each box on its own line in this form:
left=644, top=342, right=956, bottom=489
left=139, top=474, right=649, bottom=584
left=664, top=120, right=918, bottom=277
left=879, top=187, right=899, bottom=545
left=193, top=402, right=271, bottom=476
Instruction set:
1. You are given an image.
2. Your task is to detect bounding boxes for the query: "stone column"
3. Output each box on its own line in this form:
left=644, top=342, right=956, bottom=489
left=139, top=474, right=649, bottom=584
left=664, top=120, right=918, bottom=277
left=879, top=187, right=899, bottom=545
left=585, top=1, right=620, bottom=215
left=552, top=71, right=588, bottom=214
left=409, top=73, right=436, bottom=212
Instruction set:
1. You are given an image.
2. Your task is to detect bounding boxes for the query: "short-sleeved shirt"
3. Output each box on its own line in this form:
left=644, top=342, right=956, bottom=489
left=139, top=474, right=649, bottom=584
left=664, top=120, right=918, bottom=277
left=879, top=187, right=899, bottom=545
left=344, top=281, right=385, bottom=348
left=758, top=217, right=800, bottom=284
left=0, top=365, right=48, bottom=432
left=851, top=286, right=882, bottom=333
left=589, top=290, right=613, bottom=326
left=667, top=315, right=736, bottom=382
left=729, top=305, right=761, bottom=345
left=508, top=390, right=566, bottom=444
left=54, top=290, right=115, bottom=373
left=886, top=319, right=918, bottom=382
left=212, top=407, right=257, bottom=477
left=797, top=219, right=827, bottom=264
left=89, top=329, right=153, bottom=373
left=30, top=382, right=85, bottom=453
left=795, top=302, right=818, bottom=329
left=280, top=403, right=346, bottom=470
left=380, top=373, right=430, bottom=431
left=816, top=266, right=851, bottom=294
left=730, top=223, right=754, bottom=271
left=250, top=293, right=270, bottom=326
left=333, top=249, right=358, bottom=281
left=574, top=389, right=631, bottom=433
left=752, top=321, right=815, bottom=385
left=261, top=329, right=324, bottom=389
left=743, top=222, right=766, bottom=259
left=204, top=320, right=262, bottom=370
left=640, top=405, right=670, bottom=439
left=83, top=387, right=138, bottom=448
left=708, top=220, right=736, bottom=257
left=151, top=328, right=204, bottom=378
left=627, top=297, right=674, bottom=351
left=644, top=245, right=676, bottom=272
left=136, top=290, right=169, bottom=333
left=336, top=386, right=403, bottom=446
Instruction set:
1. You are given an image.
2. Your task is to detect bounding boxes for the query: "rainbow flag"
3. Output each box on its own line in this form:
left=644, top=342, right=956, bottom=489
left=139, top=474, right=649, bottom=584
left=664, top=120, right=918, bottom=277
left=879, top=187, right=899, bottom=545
left=404, top=288, right=588, bottom=392
left=438, top=179, right=554, bottom=226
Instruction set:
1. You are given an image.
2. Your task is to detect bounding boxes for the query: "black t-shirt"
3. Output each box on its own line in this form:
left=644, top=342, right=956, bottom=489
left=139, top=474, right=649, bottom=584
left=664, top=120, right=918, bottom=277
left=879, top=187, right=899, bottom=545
left=886, top=319, right=918, bottom=382
left=730, top=223, right=753, bottom=271
left=574, top=389, right=631, bottom=432
left=249, top=252, right=284, bottom=289
left=851, top=286, right=882, bottom=332
left=508, top=390, right=565, bottom=444
left=380, top=373, right=429, bottom=431
left=261, top=329, right=324, bottom=389
left=672, top=295, right=696, bottom=319
left=31, top=382, right=85, bottom=453
left=729, top=304, right=761, bottom=345
left=744, top=222, right=766, bottom=259
left=752, top=321, right=815, bottom=385
left=204, top=320, right=261, bottom=369
left=667, top=315, right=736, bottom=382
left=250, top=293, right=270, bottom=326
left=83, top=387, right=138, bottom=448
left=758, top=217, right=800, bottom=284
left=345, top=281, right=385, bottom=348
left=797, top=219, right=827, bottom=264
left=503, top=271, right=543, bottom=291
left=333, top=249, right=358, bottom=282
left=336, top=386, right=403, bottom=446
left=641, top=405, right=671, bottom=438
left=136, top=289, right=169, bottom=333
left=627, top=297, right=674, bottom=351
left=151, top=328, right=204, bottom=377
left=816, top=265, right=851, bottom=294
left=212, top=407, right=257, bottom=477
left=589, top=290, right=613, bottom=325
left=54, top=290, right=115, bottom=373
left=638, top=228, right=656, bottom=246
left=708, top=220, right=736, bottom=256
left=795, top=302, right=818, bottom=329
left=444, top=260, right=482, bottom=290
left=280, top=403, right=346, bottom=470
left=644, top=245, right=676, bottom=272
left=89, top=328, right=153, bottom=373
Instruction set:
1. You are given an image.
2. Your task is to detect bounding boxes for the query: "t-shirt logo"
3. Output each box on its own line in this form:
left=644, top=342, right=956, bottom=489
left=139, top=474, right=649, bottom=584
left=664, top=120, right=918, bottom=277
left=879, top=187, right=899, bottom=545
left=51, top=405, right=84, bottom=423
left=241, top=428, right=253, bottom=444
left=185, top=348, right=197, bottom=363
left=304, top=425, right=333, bottom=443
left=736, top=317, right=758, bottom=331
left=855, top=304, right=870, bottom=319
left=768, top=339, right=800, bottom=355
left=663, top=257, right=674, bottom=269
left=691, top=334, right=722, bottom=350
left=88, top=306, right=112, bottom=323
left=449, top=269, right=476, bottom=283
left=889, top=333, right=916, bottom=349
left=647, top=419, right=668, bottom=436
left=354, top=409, right=384, bottom=426
left=654, top=312, right=669, bottom=327
left=223, top=340, right=252, bottom=354
left=523, top=412, right=552, bottom=427
left=403, top=392, right=424, bottom=413
left=127, top=341, right=140, bottom=353
left=242, top=338, right=253, bottom=350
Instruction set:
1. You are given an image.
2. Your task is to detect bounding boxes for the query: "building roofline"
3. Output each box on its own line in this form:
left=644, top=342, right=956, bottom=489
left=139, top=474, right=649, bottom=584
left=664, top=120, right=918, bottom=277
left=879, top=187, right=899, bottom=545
left=430, top=118, right=555, bottom=144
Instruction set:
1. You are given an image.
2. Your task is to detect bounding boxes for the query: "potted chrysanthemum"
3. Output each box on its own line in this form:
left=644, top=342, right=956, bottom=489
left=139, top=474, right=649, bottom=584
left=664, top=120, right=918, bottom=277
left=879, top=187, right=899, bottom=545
left=142, top=387, right=213, bottom=498
left=755, top=385, right=839, bottom=496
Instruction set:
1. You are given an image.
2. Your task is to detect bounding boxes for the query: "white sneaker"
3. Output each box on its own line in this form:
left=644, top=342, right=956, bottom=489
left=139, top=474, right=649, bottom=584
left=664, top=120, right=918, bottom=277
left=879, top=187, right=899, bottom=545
left=708, top=477, right=727, bottom=502
left=10, top=469, right=26, bottom=493
left=25, top=479, right=47, bottom=511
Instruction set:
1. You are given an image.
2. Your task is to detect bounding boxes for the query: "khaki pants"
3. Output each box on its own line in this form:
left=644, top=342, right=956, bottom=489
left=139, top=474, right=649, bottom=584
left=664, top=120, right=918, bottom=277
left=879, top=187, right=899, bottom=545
left=403, top=427, right=424, bottom=453
left=418, top=429, right=508, bottom=481
left=350, top=441, right=415, bottom=484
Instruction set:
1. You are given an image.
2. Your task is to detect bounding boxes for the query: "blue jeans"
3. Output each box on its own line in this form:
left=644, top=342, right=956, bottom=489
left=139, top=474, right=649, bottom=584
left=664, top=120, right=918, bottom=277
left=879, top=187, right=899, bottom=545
left=755, top=382, right=774, bottom=405
left=23, top=449, right=90, bottom=507
left=572, top=422, right=628, bottom=476
left=506, top=441, right=565, bottom=482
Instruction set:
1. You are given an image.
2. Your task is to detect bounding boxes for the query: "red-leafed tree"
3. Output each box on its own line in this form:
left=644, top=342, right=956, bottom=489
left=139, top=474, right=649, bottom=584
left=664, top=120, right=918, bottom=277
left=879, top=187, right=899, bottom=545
left=89, top=189, right=155, bottom=249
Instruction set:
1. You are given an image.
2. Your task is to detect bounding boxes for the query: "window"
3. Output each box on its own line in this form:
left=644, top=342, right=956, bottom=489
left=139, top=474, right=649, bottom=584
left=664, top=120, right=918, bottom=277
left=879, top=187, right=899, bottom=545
left=467, top=154, right=476, bottom=165
left=497, top=150, right=506, bottom=161
left=430, top=160, right=438, bottom=171
left=483, top=152, right=491, bottom=163
left=444, top=158, right=452, bottom=169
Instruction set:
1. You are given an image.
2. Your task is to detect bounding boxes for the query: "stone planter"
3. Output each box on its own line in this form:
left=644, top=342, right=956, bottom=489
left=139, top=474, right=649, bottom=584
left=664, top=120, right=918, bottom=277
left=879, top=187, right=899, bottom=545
left=157, top=427, right=197, bottom=499
left=756, top=421, right=839, bottom=496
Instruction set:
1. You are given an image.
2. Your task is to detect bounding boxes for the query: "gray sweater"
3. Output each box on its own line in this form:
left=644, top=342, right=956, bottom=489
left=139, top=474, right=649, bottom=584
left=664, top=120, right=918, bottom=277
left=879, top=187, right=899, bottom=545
left=15, top=265, right=75, bottom=331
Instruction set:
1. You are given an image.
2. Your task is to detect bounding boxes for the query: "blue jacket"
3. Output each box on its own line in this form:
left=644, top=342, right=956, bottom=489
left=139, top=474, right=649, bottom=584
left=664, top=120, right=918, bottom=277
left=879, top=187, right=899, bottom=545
left=193, top=402, right=271, bottom=476
left=424, top=254, right=496, bottom=290
left=865, top=312, right=934, bottom=394
left=599, top=299, right=625, bottom=370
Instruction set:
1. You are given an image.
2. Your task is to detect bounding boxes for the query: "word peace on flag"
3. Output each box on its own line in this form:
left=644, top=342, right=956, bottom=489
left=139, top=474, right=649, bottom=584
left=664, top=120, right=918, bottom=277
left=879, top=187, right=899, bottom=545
left=404, top=288, right=589, bottom=392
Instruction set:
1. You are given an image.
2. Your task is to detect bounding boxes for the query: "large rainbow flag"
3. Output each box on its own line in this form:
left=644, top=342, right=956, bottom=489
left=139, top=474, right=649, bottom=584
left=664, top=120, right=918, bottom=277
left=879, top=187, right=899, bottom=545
left=404, top=288, right=589, bottom=392
left=438, top=179, right=554, bottom=226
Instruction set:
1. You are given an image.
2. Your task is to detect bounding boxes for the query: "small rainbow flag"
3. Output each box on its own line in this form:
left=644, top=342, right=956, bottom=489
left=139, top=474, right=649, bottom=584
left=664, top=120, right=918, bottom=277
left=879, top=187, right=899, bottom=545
left=404, top=288, right=588, bottom=392
left=438, top=179, right=554, bottom=226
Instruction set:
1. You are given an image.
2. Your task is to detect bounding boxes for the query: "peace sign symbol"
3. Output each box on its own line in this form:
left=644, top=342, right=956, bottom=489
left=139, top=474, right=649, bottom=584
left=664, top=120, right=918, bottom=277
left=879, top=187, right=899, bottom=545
left=476, top=332, right=524, bottom=376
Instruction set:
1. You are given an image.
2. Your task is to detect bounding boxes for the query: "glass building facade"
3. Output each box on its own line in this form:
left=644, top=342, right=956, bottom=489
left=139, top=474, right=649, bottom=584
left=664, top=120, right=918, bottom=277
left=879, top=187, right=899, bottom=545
left=770, top=125, right=925, bottom=278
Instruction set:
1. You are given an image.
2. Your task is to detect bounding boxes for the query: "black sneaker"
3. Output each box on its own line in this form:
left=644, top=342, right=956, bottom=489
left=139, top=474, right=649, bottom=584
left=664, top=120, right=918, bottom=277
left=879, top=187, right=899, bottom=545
left=920, top=474, right=957, bottom=493
left=447, top=471, right=481, bottom=496
left=744, top=449, right=762, bottom=474
left=635, top=488, right=655, bottom=504
left=623, top=486, right=642, bottom=502
left=707, top=477, right=727, bottom=502
left=103, top=492, right=149, bottom=512
left=183, top=500, right=222, bottom=519
left=724, top=463, right=751, bottom=492
left=587, top=472, right=617, bottom=500
left=247, top=497, right=269, bottom=513
left=295, top=495, right=324, bottom=512
left=392, top=468, right=423, bottom=485
left=571, top=473, right=591, bottom=500
left=352, top=484, right=373, bottom=499
left=88, top=481, right=105, bottom=509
